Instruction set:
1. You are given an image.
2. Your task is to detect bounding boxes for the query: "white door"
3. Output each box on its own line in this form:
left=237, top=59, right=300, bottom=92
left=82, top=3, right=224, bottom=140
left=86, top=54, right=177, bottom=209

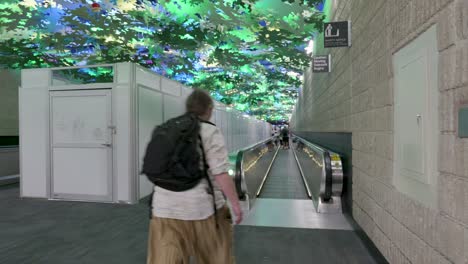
left=395, top=50, right=427, bottom=183
left=50, top=89, right=113, bottom=202
left=393, top=25, right=438, bottom=208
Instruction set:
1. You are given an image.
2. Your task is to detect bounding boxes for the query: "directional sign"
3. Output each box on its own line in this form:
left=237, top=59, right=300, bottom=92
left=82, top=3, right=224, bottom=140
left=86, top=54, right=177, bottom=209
left=324, top=21, right=351, bottom=48
left=459, top=107, right=468, bottom=138
left=312, top=55, right=331, bottom=73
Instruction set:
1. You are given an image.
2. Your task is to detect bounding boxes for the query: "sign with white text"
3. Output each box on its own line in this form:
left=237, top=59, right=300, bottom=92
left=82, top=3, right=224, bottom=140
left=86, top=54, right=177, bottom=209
left=324, top=21, right=351, bottom=48
left=313, top=55, right=331, bottom=73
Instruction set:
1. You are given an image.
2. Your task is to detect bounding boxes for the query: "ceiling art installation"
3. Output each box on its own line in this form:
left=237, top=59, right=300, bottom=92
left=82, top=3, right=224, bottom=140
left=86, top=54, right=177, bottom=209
left=0, top=0, right=325, bottom=122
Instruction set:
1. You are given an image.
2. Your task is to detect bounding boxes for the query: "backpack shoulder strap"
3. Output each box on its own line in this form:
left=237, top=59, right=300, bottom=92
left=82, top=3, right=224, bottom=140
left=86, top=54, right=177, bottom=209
left=198, top=134, right=219, bottom=228
left=199, top=119, right=216, bottom=126
left=198, top=135, right=209, bottom=171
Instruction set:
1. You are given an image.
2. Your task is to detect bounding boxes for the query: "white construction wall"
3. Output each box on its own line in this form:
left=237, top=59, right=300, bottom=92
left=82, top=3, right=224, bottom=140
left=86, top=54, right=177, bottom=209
left=135, top=65, right=271, bottom=198
left=19, top=63, right=271, bottom=203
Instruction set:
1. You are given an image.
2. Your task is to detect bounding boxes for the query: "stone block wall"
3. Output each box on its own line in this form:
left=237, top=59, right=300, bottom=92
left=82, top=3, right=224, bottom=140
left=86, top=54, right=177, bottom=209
left=292, top=0, right=468, bottom=263
left=0, top=69, right=20, bottom=136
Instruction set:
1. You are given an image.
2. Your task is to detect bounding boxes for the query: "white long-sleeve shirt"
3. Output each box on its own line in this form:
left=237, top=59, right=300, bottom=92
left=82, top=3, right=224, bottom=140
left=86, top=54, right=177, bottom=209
left=151, top=122, right=229, bottom=220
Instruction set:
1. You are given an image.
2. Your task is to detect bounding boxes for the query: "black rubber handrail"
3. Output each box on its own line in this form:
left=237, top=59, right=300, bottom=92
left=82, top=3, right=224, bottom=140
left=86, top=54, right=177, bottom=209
left=323, top=150, right=333, bottom=201
left=234, top=150, right=245, bottom=200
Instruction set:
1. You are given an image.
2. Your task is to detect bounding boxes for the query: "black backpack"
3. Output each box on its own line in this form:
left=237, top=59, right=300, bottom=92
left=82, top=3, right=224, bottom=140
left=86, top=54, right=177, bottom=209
left=142, top=113, right=206, bottom=192
left=143, top=114, right=219, bottom=223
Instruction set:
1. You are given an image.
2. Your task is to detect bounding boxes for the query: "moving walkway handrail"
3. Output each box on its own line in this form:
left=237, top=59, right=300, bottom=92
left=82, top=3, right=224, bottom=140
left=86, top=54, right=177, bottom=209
left=234, top=137, right=275, bottom=200
left=292, top=135, right=340, bottom=202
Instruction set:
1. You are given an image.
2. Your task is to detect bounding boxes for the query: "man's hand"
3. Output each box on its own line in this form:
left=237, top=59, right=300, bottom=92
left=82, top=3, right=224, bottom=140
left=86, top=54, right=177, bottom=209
left=232, top=203, right=243, bottom=225
left=214, top=172, right=243, bottom=224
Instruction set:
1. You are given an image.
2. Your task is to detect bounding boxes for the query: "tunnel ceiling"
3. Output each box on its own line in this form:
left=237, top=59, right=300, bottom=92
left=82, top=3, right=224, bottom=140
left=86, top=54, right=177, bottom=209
left=0, top=0, right=325, bottom=122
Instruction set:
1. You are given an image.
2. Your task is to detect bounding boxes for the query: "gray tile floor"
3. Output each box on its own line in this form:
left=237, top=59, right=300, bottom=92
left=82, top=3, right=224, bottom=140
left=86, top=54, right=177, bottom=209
left=0, top=185, right=148, bottom=264
left=235, top=225, right=382, bottom=264
left=236, top=198, right=383, bottom=264
left=0, top=147, right=384, bottom=264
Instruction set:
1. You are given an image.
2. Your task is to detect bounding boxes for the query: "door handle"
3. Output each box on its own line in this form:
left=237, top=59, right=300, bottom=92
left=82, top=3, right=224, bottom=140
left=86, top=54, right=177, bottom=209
left=108, top=125, right=117, bottom=134
left=416, top=114, right=422, bottom=124
left=102, top=143, right=112, bottom=147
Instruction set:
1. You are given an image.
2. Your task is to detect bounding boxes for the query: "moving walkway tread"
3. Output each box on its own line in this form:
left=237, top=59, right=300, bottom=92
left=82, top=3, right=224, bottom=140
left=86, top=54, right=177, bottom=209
left=258, top=149, right=308, bottom=199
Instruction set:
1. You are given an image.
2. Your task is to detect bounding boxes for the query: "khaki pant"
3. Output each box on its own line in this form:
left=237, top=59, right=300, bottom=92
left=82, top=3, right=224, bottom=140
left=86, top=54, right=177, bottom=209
left=147, top=207, right=234, bottom=264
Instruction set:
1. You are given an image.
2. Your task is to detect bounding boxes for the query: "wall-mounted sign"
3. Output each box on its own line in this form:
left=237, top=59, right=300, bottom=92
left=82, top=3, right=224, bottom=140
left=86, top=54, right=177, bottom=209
left=459, top=107, right=468, bottom=138
left=324, top=21, right=351, bottom=48
left=312, top=55, right=331, bottom=73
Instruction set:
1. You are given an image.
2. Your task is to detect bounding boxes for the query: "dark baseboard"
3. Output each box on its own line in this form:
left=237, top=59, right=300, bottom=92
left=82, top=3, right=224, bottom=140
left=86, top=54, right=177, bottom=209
left=0, top=136, right=19, bottom=146
left=0, top=182, right=19, bottom=190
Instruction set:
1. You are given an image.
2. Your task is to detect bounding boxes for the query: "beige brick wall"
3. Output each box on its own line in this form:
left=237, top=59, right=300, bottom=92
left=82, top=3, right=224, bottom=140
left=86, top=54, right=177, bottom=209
left=292, top=0, right=468, bottom=263
left=0, top=69, right=20, bottom=136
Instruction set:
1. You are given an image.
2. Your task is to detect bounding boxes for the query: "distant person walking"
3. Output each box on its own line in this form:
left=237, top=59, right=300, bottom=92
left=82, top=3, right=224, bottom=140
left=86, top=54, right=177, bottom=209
left=272, top=127, right=280, bottom=147
left=281, top=126, right=289, bottom=149
left=275, top=128, right=281, bottom=147
left=143, top=89, right=243, bottom=264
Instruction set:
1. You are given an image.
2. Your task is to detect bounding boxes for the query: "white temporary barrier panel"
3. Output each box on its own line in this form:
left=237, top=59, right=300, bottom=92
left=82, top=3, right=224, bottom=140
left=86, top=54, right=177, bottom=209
left=163, top=94, right=185, bottom=121
left=137, top=85, right=163, bottom=200
left=20, top=63, right=271, bottom=204
left=19, top=69, right=49, bottom=198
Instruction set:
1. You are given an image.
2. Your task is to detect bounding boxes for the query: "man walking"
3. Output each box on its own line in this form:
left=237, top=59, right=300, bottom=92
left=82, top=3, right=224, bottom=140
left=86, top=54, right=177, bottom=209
left=146, top=89, right=243, bottom=264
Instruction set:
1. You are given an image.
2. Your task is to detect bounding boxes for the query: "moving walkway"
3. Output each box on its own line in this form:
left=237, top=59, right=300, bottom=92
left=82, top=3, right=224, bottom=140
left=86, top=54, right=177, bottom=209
left=234, top=135, right=344, bottom=214
left=232, top=136, right=384, bottom=263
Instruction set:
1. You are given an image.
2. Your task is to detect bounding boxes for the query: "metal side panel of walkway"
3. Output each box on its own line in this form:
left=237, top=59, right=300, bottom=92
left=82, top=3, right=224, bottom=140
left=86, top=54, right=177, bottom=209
left=258, top=149, right=308, bottom=199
